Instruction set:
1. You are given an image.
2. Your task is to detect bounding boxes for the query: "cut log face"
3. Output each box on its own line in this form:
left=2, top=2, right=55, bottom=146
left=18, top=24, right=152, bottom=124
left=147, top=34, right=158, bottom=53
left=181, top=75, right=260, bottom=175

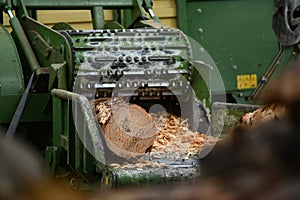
left=104, top=104, right=157, bottom=158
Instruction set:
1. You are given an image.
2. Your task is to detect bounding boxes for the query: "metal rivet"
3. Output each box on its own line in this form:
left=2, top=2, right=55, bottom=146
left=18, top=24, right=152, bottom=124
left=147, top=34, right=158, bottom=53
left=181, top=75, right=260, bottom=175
left=198, top=28, right=203, bottom=33
left=197, top=8, right=202, bottom=14
left=232, top=65, right=238, bottom=70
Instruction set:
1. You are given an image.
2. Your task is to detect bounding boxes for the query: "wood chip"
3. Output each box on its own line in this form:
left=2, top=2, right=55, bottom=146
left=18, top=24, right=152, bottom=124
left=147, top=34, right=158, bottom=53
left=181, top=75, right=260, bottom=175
left=92, top=100, right=213, bottom=169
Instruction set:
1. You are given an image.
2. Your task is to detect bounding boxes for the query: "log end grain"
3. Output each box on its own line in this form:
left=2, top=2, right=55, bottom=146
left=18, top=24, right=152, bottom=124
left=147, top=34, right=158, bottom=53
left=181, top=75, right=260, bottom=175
left=104, top=104, right=157, bottom=158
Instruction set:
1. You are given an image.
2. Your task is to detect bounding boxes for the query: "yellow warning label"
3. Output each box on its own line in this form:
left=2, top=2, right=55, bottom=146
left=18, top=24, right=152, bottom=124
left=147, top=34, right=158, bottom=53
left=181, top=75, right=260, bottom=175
left=237, top=74, right=257, bottom=90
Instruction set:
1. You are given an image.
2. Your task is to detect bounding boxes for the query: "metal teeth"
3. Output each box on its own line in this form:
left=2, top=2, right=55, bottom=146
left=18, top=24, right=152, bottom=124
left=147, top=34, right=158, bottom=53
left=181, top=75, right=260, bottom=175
left=115, top=70, right=122, bottom=76
left=87, top=83, right=92, bottom=89
left=79, top=83, right=83, bottom=89
left=153, top=69, right=160, bottom=75
left=70, top=28, right=193, bottom=97
left=107, top=70, right=113, bottom=76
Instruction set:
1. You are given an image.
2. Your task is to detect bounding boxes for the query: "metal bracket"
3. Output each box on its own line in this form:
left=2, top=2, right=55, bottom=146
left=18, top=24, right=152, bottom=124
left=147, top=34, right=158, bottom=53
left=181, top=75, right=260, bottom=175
left=5, top=71, right=35, bottom=140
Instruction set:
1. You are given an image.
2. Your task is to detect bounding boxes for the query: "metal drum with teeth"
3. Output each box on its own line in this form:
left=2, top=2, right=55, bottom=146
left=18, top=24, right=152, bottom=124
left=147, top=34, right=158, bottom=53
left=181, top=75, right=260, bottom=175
left=65, top=29, right=192, bottom=101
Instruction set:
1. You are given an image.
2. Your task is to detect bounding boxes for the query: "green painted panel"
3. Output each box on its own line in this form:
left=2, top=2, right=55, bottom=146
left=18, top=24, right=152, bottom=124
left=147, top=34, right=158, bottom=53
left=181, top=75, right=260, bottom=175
left=177, top=0, right=294, bottom=102
left=21, top=93, right=52, bottom=122
left=0, top=93, right=52, bottom=123
left=0, top=24, right=25, bottom=123
left=186, top=0, right=277, bottom=91
left=0, top=95, right=21, bottom=123
left=0, top=24, right=24, bottom=95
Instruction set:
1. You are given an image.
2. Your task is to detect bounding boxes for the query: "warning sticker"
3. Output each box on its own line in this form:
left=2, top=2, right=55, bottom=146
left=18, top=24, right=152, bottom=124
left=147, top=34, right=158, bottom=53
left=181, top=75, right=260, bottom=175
left=237, top=74, right=257, bottom=90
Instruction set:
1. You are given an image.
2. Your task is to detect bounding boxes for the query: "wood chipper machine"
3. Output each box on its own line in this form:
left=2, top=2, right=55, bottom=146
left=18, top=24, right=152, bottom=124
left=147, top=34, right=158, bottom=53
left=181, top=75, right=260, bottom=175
left=0, top=0, right=222, bottom=189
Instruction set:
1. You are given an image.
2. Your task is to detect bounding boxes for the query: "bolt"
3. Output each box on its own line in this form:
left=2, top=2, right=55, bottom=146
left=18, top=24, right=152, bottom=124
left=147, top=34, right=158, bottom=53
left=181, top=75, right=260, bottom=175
left=142, top=56, right=147, bottom=62
left=198, top=28, right=203, bottom=33
left=134, top=56, right=139, bottom=62
left=261, top=76, right=268, bottom=82
left=126, top=56, right=132, bottom=63
left=87, top=57, right=93, bottom=63
left=197, top=8, right=202, bottom=14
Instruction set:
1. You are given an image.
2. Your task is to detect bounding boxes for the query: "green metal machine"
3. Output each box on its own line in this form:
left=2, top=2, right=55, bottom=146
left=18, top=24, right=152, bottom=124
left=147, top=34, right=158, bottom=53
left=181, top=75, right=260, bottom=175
left=177, top=0, right=299, bottom=104
left=0, top=0, right=217, bottom=189
left=0, top=0, right=297, bottom=190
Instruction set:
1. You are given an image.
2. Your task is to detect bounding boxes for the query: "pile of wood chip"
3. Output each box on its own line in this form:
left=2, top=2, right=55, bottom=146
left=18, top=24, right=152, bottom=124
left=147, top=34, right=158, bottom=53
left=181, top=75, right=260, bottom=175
left=92, top=98, right=125, bottom=126
left=151, top=113, right=207, bottom=155
left=236, top=103, right=287, bottom=128
left=91, top=98, right=212, bottom=168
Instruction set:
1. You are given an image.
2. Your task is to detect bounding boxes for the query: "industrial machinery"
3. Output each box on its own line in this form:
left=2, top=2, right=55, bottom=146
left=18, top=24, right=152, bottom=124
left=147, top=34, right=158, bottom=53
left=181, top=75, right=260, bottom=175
left=177, top=0, right=300, bottom=104
left=0, top=0, right=218, bottom=189
left=0, top=0, right=296, bottom=190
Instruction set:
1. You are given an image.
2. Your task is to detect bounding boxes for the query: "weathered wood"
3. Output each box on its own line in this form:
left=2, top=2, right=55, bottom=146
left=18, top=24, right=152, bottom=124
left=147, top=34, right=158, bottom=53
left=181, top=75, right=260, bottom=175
left=104, top=104, right=156, bottom=158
